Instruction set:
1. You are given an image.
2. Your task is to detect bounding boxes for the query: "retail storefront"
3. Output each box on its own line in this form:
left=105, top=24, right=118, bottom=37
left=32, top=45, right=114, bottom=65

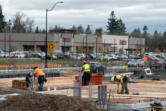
left=0, top=33, right=145, bottom=54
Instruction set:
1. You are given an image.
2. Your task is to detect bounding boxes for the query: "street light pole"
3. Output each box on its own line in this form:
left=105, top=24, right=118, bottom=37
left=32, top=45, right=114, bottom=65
left=83, top=36, right=84, bottom=54
left=45, top=9, right=48, bottom=68
left=45, top=1, right=64, bottom=68
left=96, top=37, right=97, bottom=59
left=86, top=31, right=88, bottom=60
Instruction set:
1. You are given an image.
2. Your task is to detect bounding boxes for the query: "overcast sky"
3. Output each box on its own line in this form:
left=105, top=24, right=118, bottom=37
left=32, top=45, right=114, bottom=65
left=1, top=0, right=166, bottom=34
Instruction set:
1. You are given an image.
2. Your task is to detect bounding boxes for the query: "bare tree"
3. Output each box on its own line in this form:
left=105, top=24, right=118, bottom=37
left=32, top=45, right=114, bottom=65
left=25, top=17, right=34, bottom=32
left=12, top=12, right=26, bottom=33
left=11, top=12, right=34, bottom=33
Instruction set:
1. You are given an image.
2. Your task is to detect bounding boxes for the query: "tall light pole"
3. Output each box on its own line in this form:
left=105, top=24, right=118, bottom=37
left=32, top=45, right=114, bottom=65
left=85, top=25, right=92, bottom=60
left=45, top=1, right=64, bottom=68
left=86, top=31, right=88, bottom=60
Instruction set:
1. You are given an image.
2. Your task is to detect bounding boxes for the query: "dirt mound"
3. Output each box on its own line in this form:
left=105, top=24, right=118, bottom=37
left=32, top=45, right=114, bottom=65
left=0, top=93, right=100, bottom=111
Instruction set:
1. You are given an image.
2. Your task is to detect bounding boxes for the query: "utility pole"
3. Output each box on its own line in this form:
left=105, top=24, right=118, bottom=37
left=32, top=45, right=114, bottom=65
left=9, top=35, right=11, bottom=56
left=86, top=31, right=88, bottom=60
left=128, top=36, right=130, bottom=57
left=63, top=37, right=66, bottom=53
left=114, top=38, right=115, bottom=54
left=96, top=37, right=97, bottom=59
left=83, top=36, right=84, bottom=54
left=104, top=39, right=105, bottom=56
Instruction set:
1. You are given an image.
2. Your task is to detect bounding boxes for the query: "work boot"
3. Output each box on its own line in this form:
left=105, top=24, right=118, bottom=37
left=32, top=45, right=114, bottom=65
left=119, top=92, right=124, bottom=94
left=125, top=92, right=129, bottom=94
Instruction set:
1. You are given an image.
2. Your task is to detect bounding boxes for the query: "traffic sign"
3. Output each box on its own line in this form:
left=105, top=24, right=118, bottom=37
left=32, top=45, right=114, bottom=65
left=98, top=47, right=102, bottom=53
left=49, top=49, right=53, bottom=57
left=48, top=42, right=55, bottom=49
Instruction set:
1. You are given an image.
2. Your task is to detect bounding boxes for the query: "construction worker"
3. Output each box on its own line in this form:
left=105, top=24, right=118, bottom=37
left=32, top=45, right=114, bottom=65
left=114, top=74, right=129, bottom=94
left=82, top=61, right=91, bottom=85
left=33, top=67, right=46, bottom=91
left=25, top=72, right=34, bottom=91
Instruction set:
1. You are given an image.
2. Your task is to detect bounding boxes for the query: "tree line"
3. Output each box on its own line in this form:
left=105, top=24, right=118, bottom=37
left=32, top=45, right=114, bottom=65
left=0, top=5, right=166, bottom=52
left=0, top=5, right=124, bottom=35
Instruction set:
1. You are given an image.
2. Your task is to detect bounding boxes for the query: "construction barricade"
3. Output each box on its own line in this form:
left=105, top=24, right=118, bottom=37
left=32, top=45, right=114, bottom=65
left=75, top=74, right=103, bottom=86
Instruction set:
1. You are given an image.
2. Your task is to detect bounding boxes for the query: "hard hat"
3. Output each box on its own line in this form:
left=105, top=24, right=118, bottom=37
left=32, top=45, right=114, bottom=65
left=83, top=61, right=87, bottom=64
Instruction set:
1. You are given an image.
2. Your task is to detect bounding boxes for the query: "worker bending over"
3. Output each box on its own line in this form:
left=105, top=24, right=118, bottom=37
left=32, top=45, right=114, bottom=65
left=33, top=67, right=46, bottom=91
left=82, top=61, right=91, bottom=85
left=114, top=74, right=129, bottom=94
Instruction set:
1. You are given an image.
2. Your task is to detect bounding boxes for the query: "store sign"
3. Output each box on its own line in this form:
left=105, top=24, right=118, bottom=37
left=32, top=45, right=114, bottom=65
left=119, top=40, right=127, bottom=45
left=62, top=37, right=71, bottom=42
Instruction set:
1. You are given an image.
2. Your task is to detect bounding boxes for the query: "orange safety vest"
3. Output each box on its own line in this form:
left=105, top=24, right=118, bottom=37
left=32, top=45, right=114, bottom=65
left=34, top=68, right=45, bottom=76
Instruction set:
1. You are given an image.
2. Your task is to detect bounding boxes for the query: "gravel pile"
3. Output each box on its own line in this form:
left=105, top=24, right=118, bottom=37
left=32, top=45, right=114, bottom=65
left=0, top=93, right=100, bottom=111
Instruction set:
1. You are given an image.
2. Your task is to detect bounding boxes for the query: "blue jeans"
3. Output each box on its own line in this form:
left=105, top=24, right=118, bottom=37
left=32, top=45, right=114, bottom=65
left=38, top=76, right=44, bottom=91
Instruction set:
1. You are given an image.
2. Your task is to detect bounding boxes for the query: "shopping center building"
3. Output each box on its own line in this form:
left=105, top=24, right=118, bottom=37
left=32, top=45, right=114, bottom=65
left=0, top=31, right=145, bottom=54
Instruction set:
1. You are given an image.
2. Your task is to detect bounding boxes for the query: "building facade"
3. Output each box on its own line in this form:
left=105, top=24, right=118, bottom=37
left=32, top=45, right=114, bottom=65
left=0, top=33, right=102, bottom=54
left=0, top=33, right=145, bottom=54
left=102, top=35, right=129, bottom=54
left=128, top=37, right=145, bottom=54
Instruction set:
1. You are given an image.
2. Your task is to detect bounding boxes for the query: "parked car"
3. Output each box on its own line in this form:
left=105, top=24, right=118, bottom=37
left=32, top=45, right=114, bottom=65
left=56, top=52, right=64, bottom=59
left=104, top=54, right=117, bottom=60
left=15, top=52, right=26, bottom=58
left=137, top=59, right=144, bottom=67
left=149, top=59, right=164, bottom=68
left=118, top=54, right=128, bottom=60
left=128, top=59, right=144, bottom=67
left=88, top=62, right=105, bottom=74
left=128, top=59, right=137, bottom=67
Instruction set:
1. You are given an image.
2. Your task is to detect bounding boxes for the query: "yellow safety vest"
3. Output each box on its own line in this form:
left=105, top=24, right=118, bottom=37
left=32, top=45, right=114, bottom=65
left=83, top=64, right=90, bottom=72
left=116, top=74, right=124, bottom=83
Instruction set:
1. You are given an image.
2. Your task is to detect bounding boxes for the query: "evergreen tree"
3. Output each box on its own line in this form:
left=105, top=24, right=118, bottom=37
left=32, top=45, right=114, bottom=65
left=0, top=5, right=6, bottom=32
left=142, top=25, right=149, bottom=51
left=42, top=29, right=46, bottom=33
left=130, top=28, right=141, bottom=38
left=77, top=25, right=84, bottom=34
left=107, top=11, right=126, bottom=35
left=35, top=26, right=39, bottom=33
left=95, top=28, right=103, bottom=37
left=142, top=25, right=148, bottom=37
left=49, top=25, right=62, bottom=32
left=153, top=30, right=158, bottom=49
left=86, top=25, right=92, bottom=34
left=107, top=11, right=117, bottom=34
left=116, top=19, right=126, bottom=34
left=6, top=19, right=12, bottom=32
left=71, top=25, right=76, bottom=30
left=162, top=31, right=166, bottom=50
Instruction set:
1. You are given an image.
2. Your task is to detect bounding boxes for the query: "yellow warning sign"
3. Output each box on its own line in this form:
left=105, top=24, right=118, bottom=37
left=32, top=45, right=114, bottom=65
left=48, top=42, right=55, bottom=49
left=49, top=49, right=53, bottom=57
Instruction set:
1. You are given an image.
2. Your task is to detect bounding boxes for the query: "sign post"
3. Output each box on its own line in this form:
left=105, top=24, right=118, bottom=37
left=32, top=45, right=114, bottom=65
left=48, top=42, right=55, bottom=58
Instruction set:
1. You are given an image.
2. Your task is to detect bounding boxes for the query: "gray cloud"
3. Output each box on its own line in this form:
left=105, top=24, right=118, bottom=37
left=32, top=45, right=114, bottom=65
left=1, top=0, right=166, bottom=33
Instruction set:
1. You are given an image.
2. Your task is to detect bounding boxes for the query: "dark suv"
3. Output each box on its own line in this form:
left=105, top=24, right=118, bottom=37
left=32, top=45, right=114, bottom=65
left=149, top=59, right=164, bottom=68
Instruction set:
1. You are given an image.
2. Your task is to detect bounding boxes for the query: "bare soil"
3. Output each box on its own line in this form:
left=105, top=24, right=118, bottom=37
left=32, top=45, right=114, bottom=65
left=0, top=93, right=101, bottom=111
